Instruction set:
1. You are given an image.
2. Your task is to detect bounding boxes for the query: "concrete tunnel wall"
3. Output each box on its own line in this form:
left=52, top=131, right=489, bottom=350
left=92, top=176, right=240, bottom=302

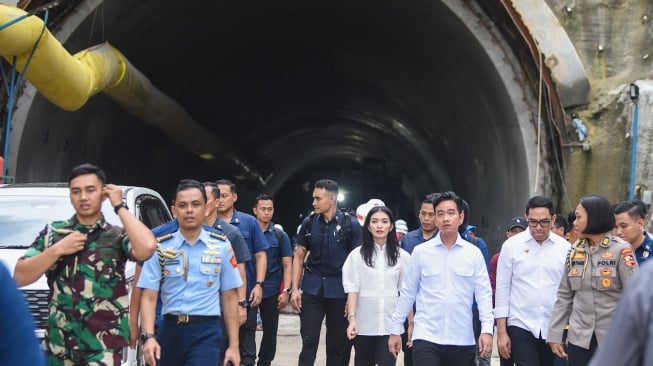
left=7, top=0, right=550, bottom=247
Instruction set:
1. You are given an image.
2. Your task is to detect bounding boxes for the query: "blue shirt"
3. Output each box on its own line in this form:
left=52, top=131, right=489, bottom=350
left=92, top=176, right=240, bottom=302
left=401, top=228, right=436, bottom=254
left=261, top=224, right=293, bottom=299
left=635, top=231, right=653, bottom=265
left=389, top=233, right=494, bottom=345
left=228, top=209, right=269, bottom=294
left=0, top=263, right=46, bottom=366
left=298, top=209, right=362, bottom=298
left=138, top=226, right=242, bottom=316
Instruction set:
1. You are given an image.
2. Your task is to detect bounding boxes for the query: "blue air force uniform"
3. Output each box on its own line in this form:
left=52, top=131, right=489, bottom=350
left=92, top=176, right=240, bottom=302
left=138, top=225, right=242, bottom=365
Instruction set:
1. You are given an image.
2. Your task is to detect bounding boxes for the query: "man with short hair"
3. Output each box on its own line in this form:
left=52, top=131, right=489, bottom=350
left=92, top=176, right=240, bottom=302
left=388, top=191, right=493, bottom=365
left=291, top=179, right=362, bottom=366
left=401, top=194, right=438, bottom=254
left=252, top=194, right=293, bottom=366
left=203, top=182, right=250, bottom=322
left=614, top=199, right=653, bottom=264
left=551, top=215, right=569, bottom=238
left=139, top=179, right=242, bottom=366
left=495, top=196, right=570, bottom=366
left=397, top=193, right=438, bottom=365
left=14, top=163, right=157, bottom=365
left=489, top=216, right=527, bottom=366
left=216, top=179, right=269, bottom=366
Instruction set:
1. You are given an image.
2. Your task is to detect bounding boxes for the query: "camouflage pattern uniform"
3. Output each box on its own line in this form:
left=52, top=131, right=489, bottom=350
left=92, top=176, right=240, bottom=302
left=22, top=214, right=133, bottom=365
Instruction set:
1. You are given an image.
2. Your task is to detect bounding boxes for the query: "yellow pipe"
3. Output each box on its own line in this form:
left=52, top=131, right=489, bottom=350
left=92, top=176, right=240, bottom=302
left=0, top=4, right=266, bottom=184
left=0, top=4, right=125, bottom=111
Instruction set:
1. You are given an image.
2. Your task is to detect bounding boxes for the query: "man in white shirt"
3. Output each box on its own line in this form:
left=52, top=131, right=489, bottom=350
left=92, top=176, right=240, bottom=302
left=495, top=196, right=570, bottom=366
left=388, top=191, right=493, bottom=366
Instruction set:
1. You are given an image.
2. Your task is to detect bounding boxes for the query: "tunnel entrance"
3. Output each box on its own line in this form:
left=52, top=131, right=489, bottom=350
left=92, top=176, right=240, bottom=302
left=5, top=0, right=555, bottom=246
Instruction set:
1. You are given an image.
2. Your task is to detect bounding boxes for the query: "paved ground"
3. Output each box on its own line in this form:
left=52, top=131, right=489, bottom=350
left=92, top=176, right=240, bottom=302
left=256, top=311, right=501, bottom=365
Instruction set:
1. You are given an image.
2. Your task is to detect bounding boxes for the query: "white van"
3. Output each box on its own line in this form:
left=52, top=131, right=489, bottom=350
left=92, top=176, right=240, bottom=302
left=0, top=183, right=172, bottom=366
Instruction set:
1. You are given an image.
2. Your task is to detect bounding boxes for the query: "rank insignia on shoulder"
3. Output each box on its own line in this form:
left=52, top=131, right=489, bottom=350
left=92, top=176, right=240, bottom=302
left=209, top=232, right=227, bottom=241
left=600, top=237, right=610, bottom=247
left=157, top=233, right=174, bottom=243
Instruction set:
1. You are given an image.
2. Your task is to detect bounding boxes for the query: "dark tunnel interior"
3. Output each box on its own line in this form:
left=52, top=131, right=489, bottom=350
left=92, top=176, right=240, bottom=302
left=7, top=0, right=544, bottom=247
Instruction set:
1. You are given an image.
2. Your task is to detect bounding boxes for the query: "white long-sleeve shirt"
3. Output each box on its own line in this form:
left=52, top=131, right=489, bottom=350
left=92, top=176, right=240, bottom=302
left=342, top=244, right=411, bottom=335
left=388, top=233, right=494, bottom=346
left=494, top=230, right=569, bottom=339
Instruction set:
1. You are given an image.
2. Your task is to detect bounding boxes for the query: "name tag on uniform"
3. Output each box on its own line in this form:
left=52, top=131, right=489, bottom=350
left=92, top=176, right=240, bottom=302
left=201, top=255, right=222, bottom=264
left=165, top=259, right=180, bottom=265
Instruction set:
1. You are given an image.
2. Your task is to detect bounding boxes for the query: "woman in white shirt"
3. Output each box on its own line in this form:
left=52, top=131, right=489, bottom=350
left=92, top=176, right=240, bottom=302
left=342, top=205, right=411, bottom=366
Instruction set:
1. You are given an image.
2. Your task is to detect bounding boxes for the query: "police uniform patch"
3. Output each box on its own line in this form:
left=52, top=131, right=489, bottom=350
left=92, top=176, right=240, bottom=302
left=600, top=268, right=611, bottom=276
left=601, top=252, right=614, bottom=259
left=622, top=248, right=636, bottom=267
left=230, top=254, right=238, bottom=268
left=573, top=253, right=585, bottom=259
left=570, top=268, right=579, bottom=276
left=601, top=237, right=610, bottom=247
left=602, top=278, right=611, bottom=287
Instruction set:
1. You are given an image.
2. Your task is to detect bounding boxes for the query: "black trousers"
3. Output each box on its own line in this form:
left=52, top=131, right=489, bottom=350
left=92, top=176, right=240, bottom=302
left=401, top=320, right=413, bottom=366
left=412, top=339, right=475, bottom=366
left=353, top=335, right=396, bottom=366
left=567, top=333, right=597, bottom=366
left=298, top=292, right=350, bottom=366
left=257, top=294, right=281, bottom=366
left=507, top=326, right=554, bottom=366
left=240, top=304, right=259, bottom=366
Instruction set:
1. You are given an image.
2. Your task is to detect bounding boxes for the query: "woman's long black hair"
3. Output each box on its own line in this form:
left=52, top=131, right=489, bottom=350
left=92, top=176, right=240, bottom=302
left=361, top=205, right=400, bottom=267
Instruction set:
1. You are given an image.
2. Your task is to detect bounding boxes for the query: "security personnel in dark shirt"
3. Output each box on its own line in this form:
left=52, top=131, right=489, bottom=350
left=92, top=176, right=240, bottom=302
left=290, top=179, right=362, bottom=366
left=614, top=199, right=653, bottom=264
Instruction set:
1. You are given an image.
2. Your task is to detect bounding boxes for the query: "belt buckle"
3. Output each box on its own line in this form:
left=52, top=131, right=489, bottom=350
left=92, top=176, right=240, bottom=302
left=177, top=314, right=189, bottom=324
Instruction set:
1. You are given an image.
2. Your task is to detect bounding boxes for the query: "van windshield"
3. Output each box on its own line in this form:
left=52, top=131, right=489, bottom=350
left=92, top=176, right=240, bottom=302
left=0, top=195, right=119, bottom=248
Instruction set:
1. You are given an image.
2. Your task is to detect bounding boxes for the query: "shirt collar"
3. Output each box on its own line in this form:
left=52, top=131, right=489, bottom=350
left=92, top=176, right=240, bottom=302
left=67, top=213, right=109, bottom=233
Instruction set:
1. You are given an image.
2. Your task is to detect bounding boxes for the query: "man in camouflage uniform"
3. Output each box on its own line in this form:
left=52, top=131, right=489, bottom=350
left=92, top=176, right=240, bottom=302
left=14, top=163, right=157, bottom=365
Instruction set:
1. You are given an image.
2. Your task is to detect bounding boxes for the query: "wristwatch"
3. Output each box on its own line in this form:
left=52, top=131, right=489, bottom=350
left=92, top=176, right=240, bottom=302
left=238, top=300, right=249, bottom=308
left=283, top=287, right=292, bottom=295
left=140, top=333, right=156, bottom=343
left=113, top=200, right=128, bottom=214
left=255, top=281, right=264, bottom=288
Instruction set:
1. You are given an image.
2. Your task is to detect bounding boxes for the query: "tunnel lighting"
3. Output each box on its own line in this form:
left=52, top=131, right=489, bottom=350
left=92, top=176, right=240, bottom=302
left=337, top=193, right=345, bottom=203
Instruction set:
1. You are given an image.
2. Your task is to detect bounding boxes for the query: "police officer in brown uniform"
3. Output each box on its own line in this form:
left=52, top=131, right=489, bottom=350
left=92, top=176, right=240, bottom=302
left=547, top=195, right=638, bottom=366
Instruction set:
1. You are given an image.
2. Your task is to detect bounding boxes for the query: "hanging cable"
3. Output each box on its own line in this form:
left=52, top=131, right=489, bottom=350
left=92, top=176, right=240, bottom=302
left=1, top=7, right=50, bottom=181
left=544, top=90, right=573, bottom=210
left=533, top=53, right=544, bottom=193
